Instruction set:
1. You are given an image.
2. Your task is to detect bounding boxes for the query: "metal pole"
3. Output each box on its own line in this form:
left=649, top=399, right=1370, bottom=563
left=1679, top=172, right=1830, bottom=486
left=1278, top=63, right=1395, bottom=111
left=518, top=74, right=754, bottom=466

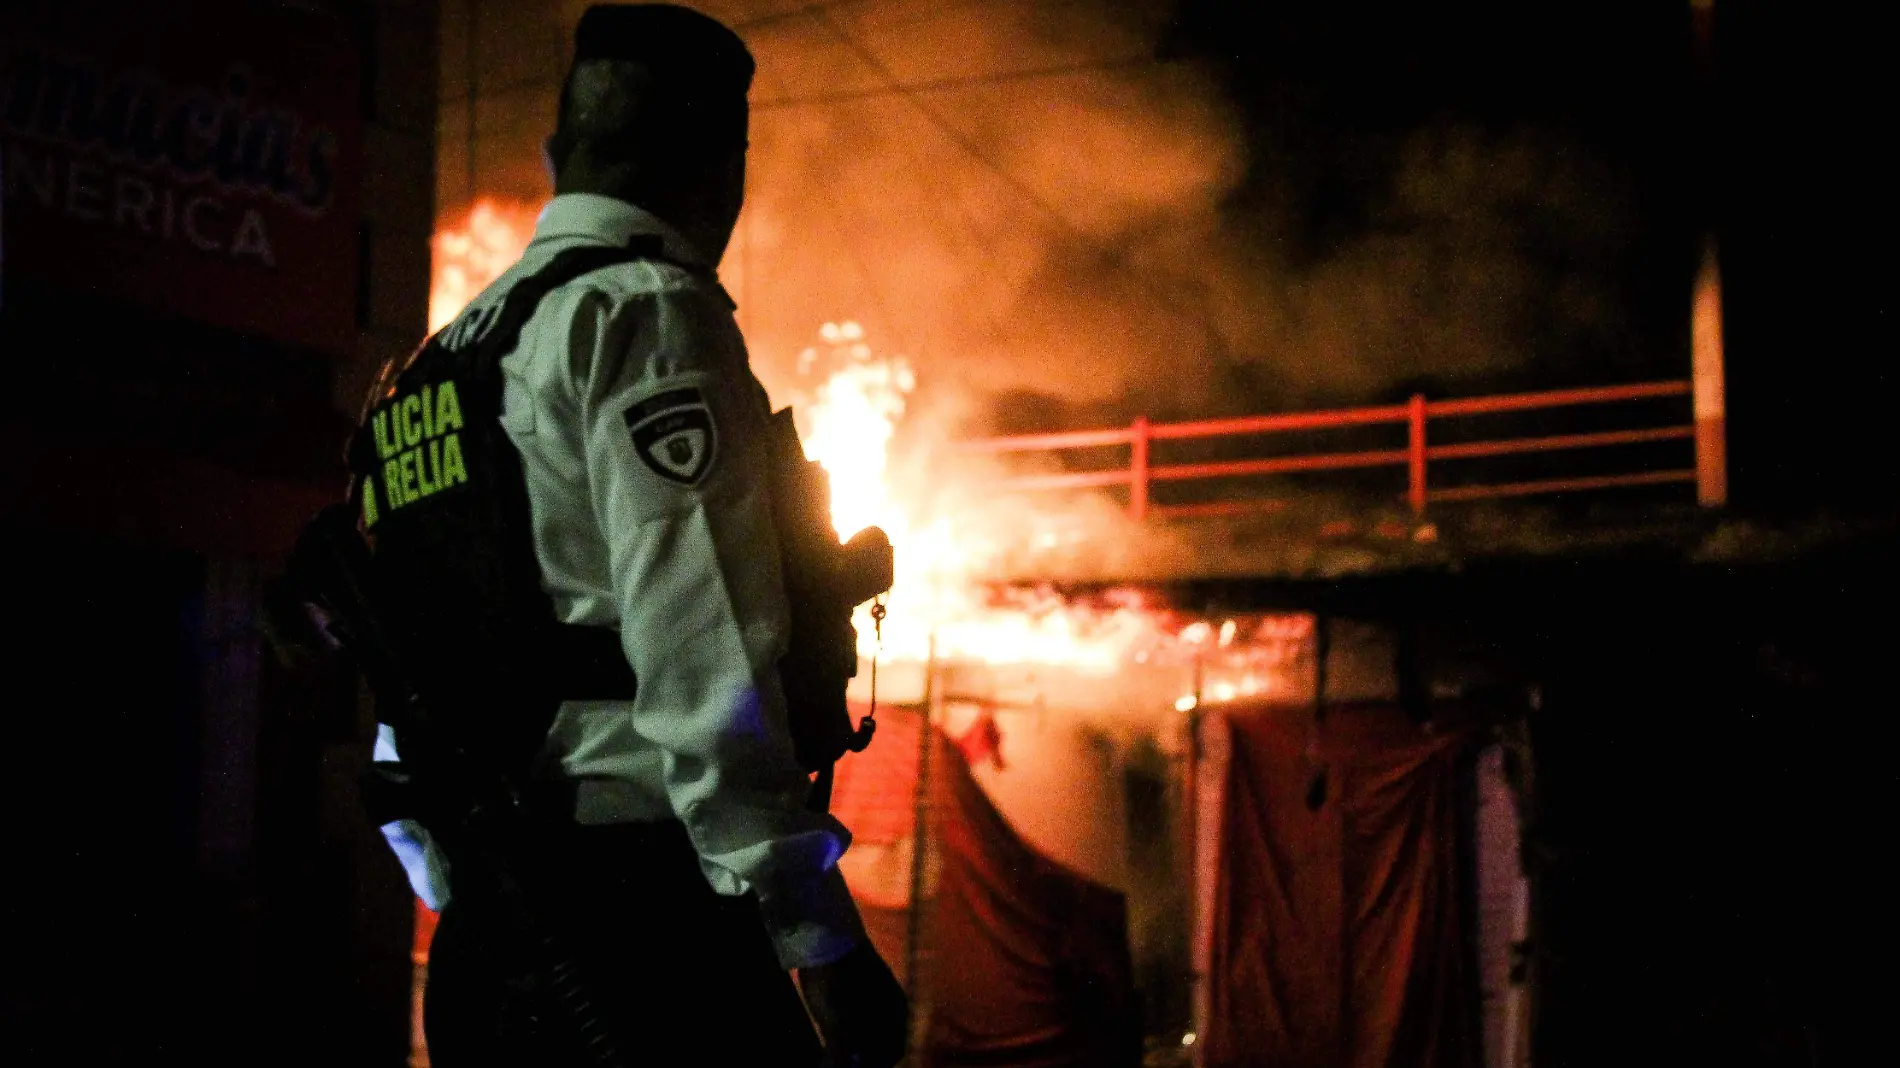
left=904, top=635, right=939, bottom=1057
left=1129, top=416, right=1151, bottom=519
left=1502, top=874, right=1530, bottom=1068
left=1407, top=393, right=1429, bottom=514
left=1691, top=0, right=1729, bottom=508
left=1183, top=648, right=1204, bottom=1051
left=1691, top=241, right=1729, bottom=506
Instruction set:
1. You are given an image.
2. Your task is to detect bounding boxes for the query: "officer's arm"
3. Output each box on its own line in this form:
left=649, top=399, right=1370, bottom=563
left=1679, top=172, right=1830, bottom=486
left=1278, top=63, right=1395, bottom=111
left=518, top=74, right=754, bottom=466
left=572, top=286, right=865, bottom=970
left=371, top=725, right=452, bottom=910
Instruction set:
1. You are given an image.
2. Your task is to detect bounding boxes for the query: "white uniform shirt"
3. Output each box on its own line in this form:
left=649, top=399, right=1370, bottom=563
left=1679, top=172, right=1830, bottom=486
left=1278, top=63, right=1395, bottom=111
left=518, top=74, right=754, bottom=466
left=379, top=192, right=863, bottom=970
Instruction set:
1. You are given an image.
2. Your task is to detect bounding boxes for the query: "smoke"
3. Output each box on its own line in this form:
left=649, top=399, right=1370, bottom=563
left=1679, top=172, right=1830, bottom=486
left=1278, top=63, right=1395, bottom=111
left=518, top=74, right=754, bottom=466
left=735, top=0, right=1239, bottom=414
left=437, top=2, right=1646, bottom=434
left=727, top=0, right=1642, bottom=436
left=438, top=2, right=1659, bottom=554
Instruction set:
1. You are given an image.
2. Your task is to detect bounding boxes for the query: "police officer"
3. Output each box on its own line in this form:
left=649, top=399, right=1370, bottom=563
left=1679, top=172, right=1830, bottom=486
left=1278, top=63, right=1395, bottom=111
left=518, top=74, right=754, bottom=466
left=369, top=6, right=908, bottom=1065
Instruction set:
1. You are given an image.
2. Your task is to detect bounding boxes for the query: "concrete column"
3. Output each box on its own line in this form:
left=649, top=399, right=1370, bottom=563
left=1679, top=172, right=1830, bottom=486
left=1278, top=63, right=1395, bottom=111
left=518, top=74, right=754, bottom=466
left=1692, top=239, right=1729, bottom=507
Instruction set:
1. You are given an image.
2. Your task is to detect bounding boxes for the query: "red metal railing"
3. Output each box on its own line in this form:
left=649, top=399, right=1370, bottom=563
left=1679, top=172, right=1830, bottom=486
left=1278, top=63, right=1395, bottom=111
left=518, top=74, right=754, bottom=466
left=952, top=380, right=1705, bottom=519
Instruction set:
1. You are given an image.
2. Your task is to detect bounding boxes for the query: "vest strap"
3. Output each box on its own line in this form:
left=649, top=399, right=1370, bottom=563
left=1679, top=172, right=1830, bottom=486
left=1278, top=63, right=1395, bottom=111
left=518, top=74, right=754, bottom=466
left=348, top=236, right=680, bottom=708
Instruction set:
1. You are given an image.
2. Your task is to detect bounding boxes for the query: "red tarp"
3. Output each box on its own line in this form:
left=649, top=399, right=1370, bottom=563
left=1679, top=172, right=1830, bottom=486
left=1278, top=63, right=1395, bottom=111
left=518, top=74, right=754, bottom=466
left=830, top=705, right=1142, bottom=1068
left=1204, top=702, right=1478, bottom=1068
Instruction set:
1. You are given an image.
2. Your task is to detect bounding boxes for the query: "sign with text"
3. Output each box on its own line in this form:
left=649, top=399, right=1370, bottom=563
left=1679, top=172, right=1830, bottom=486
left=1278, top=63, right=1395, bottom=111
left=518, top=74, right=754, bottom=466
left=0, top=0, right=363, bottom=356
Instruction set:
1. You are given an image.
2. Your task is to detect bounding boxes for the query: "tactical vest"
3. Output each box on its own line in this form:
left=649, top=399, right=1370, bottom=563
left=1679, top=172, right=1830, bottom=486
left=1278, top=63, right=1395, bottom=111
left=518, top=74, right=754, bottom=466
left=347, top=238, right=888, bottom=797
left=347, top=242, right=661, bottom=778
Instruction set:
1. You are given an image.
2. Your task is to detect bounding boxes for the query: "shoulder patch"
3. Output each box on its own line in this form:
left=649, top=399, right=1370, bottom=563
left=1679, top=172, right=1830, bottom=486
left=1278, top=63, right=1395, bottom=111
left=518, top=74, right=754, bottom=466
left=625, top=387, right=718, bottom=485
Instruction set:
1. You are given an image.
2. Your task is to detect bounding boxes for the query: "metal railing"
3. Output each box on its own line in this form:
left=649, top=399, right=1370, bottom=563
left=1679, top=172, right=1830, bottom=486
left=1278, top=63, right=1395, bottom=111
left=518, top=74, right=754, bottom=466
left=952, top=380, right=1710, bottom=519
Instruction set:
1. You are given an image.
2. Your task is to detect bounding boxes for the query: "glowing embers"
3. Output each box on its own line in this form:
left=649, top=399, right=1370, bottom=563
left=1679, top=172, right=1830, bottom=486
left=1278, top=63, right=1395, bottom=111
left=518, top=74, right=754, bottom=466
left=429, top=198, right=541, bottom=333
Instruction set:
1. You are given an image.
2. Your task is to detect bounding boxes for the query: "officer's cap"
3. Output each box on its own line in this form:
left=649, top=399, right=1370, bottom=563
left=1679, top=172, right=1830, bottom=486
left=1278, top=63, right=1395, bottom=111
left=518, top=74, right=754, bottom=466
left=573, top=4, right=755, bottom=94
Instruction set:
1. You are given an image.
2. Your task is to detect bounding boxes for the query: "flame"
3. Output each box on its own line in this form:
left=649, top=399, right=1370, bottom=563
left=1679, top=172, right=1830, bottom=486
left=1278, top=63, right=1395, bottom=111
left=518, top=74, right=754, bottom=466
left=794, top=322, right=916, bottom=543
left=427, top=203, right=1307, bottom=700
left=786, top=321, right=1216, bottom=673
left=788, top=322, right=1309, bottom=690
left=429, top=199, right=543, bottom=333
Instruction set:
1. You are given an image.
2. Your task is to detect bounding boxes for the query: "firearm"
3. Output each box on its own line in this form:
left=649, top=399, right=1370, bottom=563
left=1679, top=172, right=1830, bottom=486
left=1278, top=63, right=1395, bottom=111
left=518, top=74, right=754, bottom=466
left=764, top=408, right=895, bottom=811
left=267, top=504, right=629, bottom=1068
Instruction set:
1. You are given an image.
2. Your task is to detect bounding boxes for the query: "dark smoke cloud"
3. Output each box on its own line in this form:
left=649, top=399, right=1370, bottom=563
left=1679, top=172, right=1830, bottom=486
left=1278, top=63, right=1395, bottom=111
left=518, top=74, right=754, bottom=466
left=474, top=3, right=1659, bottom=442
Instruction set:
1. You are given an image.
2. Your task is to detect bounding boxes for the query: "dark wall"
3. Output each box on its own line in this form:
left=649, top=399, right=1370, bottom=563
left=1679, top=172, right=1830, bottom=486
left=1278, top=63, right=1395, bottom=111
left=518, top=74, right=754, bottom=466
left=2, top=539, right=207, bottom=1060
left=0, top=532, right=413, bottom=1067
left=0, top=0, right=437, bottom=1061
left=1518, top=546, right=1893, bottom=1068
left=256, top=609, right=415, bottom=1067
left=1714, top=2, right=1895, bottom=513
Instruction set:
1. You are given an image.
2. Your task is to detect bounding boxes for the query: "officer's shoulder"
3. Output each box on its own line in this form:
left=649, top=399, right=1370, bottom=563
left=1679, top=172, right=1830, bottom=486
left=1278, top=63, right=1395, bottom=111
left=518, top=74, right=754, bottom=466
left=540, top=257, right=740, bottom=383
left=562, top=254, right=716, bottom=309
left=551, top=260, right=736, bottom=361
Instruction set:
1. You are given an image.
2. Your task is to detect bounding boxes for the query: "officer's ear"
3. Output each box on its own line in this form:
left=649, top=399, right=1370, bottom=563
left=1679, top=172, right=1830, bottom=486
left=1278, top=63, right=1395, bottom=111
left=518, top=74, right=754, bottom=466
left=545, top=130, right=573, bottom=181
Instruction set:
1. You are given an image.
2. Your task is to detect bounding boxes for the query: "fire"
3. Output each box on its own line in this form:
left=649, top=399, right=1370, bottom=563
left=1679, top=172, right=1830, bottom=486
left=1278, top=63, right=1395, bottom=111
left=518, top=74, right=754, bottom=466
left=785, top=322, right=1151, bottom=670
left=785, top=321, right=1305, bottom=695
left=793, top=321, right=916, bottom=544
left=427, top=202, right=1302, bottom=701
left=429, top=199, right=543, bottom=333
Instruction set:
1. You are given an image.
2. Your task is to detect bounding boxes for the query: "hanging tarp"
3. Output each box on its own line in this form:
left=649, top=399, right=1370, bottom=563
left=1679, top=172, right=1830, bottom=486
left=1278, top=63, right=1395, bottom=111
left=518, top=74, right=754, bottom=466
left=829, top=704, right=1142, bottom=1068
left=1202, top=701, right=1479, bottom=1068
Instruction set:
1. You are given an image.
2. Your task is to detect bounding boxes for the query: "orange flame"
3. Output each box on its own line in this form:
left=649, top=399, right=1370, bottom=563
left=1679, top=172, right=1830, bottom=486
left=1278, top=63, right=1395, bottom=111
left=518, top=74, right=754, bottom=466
left=786, top=322, right=1306, bottom=698
left=429, top=199, right=543, bottom=333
